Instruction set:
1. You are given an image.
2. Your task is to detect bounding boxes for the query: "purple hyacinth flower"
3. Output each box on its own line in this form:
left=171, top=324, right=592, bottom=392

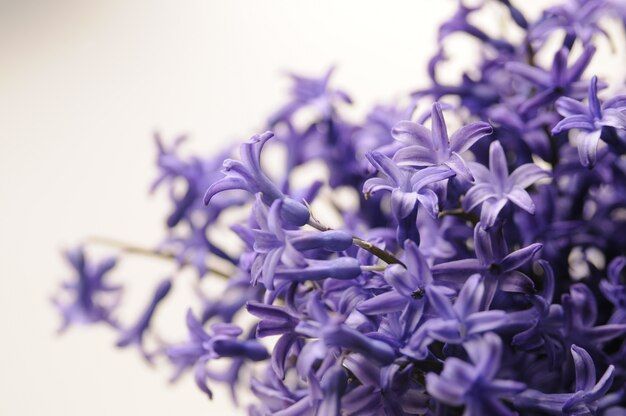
left=358, top=240, right=454, bottom=335
left=507, top=45, right=596, bottom=114
left=515, top=345, right=615, bottom=415
left=426, top=333, right=526, bottom=416
left=364, top=150, right=455, bottom=220
left=463, top=141, right=550, bottom=227
left=552, top=76, right=626, bottom=168
left=52, top=247, right=121, bottom=331
left=392, top=102, right=492, bottom=182
left=600, top=256, right=626, bottom=323
left=432, top=223, right=542, bottom=308
left=165, top=309, right=268, bottom=399
left=204, top=131, right=310, bottom=226
left=402, top=274, right=513, bottom=360
left=268, top=66, right=352, bottom=125
left=116, top=278, right=172, bottom=360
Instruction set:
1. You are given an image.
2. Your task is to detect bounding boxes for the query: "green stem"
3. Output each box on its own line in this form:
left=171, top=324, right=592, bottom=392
left=86, top=236, right=232, bottom=278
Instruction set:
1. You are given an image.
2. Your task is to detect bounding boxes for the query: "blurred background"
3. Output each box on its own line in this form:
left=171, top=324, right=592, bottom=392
left=0, top=0, right=618, bottom=414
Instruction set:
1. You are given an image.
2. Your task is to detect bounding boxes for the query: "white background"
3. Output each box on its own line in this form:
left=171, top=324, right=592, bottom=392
left=0, top=1, right=620, bottom=415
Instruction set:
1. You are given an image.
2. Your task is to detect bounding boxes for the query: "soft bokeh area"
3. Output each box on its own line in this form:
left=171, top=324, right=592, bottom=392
left=0, top=0, right=618, bottom=415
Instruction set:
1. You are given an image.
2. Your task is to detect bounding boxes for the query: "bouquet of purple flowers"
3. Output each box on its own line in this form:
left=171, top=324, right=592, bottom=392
left=53, top=1, right=626, bottom=415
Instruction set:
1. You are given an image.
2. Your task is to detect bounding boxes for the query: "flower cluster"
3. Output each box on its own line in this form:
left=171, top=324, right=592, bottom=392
left=54, top=1, right=626, bottom=415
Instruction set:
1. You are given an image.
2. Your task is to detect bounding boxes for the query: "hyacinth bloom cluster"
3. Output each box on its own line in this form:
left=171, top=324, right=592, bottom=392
left=53, top=1, right=626, bottom=415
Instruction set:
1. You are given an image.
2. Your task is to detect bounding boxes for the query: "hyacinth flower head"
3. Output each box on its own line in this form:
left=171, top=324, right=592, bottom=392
left=53, top=2, right=626, bottom=415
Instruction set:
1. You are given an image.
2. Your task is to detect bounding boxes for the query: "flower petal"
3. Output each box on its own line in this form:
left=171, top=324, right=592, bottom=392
left=577, top=129, right=602, bottom=168
left=500, top=243, right=542, bottom=272
left=449, top=121, right=493, bottom=154
left=391, top=120, right=433, bottom=147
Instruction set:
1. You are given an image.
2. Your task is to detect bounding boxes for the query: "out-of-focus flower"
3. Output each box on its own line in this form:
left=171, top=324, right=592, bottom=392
left=268, top=66, right=352, bottom=125
left=165, top=310, right=268, bottom=399
left=116, top=278, right=172, bottom=360
left=507, top=46, right=596, bottom=114
left=52, top=247, right=121, bottom=331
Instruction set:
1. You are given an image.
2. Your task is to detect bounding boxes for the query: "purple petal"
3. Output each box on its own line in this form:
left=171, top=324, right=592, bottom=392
left=588, top=76, right=602, bottom=119
left=391, top=120, right=433, bottom=147
left=393, top=145, right=437, bottom=167
left=449, top=121, right=493, bottom=154
left=463, top=183, right=496, bottom=212
left=577, top=129, right=602, bottom=168
left=464, top=332, right=502, bottom=379
left=445, top=152, right=474, bottom=182
left=410, top=165, right=456, bottom=190
left=506, top=186, right=535, bottom=214
left=506, top=62, right=550, bottom=87
left=500, top=271, right=536, bottom=294
left=500, top=243, right=542, bottom=272
left=357, top=290, right=408, bottom=315
left=552, top=115, right=596, bottom=134
left=425, top=285, right=455, bottom=320
left=466, top=310, right=509, bottom=333
left=571, top=345, right=596, bottom=392
left=432, top=258, right=483, bottom=283
left=600, top=108, right=626, bottom=129
left=604, top=95, right=626, bottom=110
left=454, top=274, right=484, bottom=317
left=431, top=102, right=450, bottom=152
left=566, top=45, right=596, bottom=83
left=480, top=198, right=508, bottom=228
left=416, top=189, right=440, bottom=219
left=508, top=163, right=550, bottom=189
left=366, top=151, right=405, bottom=186
left=403, top=240, right=433, bottom=287
left=488, top=141, right=509, bottom=187
left=584, top=365, right=615, bottom=403
left=425, top=373, right=465, bottom=406
left=391, top=190, right=418, bottom=219
left=204, top=176, right=251, bottom=205
left=363, top=177, right=394, bottom=196
left=555, top=97, right=589, bottom=118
